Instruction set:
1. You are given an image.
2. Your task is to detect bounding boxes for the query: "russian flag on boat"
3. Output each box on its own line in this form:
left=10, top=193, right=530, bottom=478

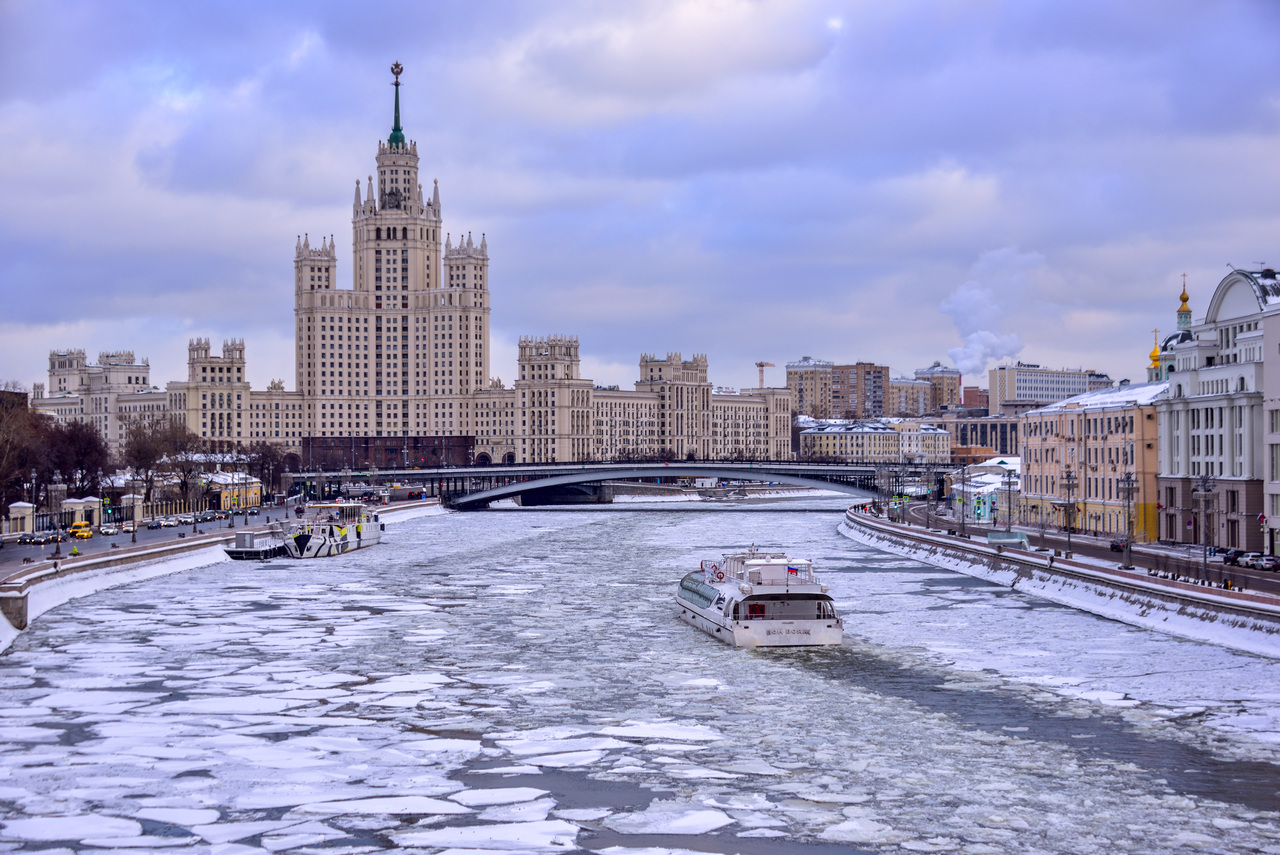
left=787, top=566, right=800, bottom=575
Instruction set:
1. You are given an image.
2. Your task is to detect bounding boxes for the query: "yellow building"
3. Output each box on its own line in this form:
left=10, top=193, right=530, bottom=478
left=1020, top=382, right=1166, bottom=541
left=204, top=471, right=263, bottom=510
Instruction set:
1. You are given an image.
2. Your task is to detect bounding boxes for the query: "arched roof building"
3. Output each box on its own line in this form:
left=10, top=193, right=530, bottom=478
left=1154, top=267, right=1276, bottom=552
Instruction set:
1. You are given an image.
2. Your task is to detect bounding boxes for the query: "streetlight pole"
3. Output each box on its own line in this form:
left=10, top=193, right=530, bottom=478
left=1117, top=471, right=1137, bottom=569
left=1003, top=467, right=1017, bottom=533
left=958, top=464, right=968, bottom=538
left=1193, top=473, right=1216, bottom=583
left=1061, top=469, right=1078, bottom=558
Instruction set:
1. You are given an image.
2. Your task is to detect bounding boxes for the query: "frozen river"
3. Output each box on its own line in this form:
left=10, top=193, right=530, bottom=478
left=2, top=493, right=1280, bottom=854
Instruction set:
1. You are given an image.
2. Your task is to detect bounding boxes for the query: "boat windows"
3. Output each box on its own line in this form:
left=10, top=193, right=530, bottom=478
left=734, top=595, right=837, bottom=622
left=678, top=574, right=717, bottom=609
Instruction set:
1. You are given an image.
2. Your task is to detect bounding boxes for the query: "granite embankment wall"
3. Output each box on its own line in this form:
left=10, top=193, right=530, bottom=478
left=0, top=499, right=444, bottom=654
left=840, top=508, right=1280, bottom=659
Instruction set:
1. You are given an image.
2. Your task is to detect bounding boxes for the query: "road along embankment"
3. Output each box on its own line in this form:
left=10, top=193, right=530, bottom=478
left=0, top=499, right=447, bottom=655
left=840, top=507, right=1280, bottom=659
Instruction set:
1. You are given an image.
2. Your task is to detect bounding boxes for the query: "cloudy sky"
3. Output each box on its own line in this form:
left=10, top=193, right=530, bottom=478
left=3, top=0, right=1279, bottom=395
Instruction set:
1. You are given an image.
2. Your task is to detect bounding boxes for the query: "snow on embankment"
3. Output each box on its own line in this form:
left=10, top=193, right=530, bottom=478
left=378, top=500, right=448, bottom=523
left=840, top=508, right=1280, bottom=659
left=0, top=500, right=447, bottom=654
left=0, top=544, right=230, bottom=654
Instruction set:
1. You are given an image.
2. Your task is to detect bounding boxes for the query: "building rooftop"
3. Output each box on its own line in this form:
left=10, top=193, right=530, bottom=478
left=1024, top=381, right=1168, bottom=415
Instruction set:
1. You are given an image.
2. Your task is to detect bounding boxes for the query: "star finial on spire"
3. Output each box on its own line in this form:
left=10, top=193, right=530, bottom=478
left=388, top=62, right=405, bottom=147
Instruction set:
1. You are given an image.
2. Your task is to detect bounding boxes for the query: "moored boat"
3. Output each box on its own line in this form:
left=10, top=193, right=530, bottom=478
left=224, top=502, right=384, bottom=560
left=282, top=502, right=384, bottom=558
left=676, top=548, right=843, bottom=647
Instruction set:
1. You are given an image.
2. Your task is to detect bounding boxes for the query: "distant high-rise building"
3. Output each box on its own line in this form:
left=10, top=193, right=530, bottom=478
left=988, top=362, right=1112, bottom=415
left=887, top=376, right=932, bottom=417
left=786, top=356, right=834, bottom=418
left=832, top=362, right=889, bottom=418
left=914, top=361, right=962, bottom=412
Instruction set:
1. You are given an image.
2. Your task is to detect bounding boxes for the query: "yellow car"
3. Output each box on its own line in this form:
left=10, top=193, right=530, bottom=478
left=68, top=522, right=93, bottom=540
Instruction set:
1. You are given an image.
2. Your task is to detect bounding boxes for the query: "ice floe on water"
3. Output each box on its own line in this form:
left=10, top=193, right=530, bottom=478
left=0, top=495, right=1278, bottom=853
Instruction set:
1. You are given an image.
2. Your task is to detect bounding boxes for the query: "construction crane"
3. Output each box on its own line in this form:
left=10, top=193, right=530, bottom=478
left=755, top=361, right=775, bottom=389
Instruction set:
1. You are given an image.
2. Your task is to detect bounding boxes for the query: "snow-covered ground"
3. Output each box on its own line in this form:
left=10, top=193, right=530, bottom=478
left=0, top=495, right=1277, bottom=854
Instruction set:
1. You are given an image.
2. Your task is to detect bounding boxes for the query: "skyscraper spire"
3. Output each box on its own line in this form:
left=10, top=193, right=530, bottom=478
left=388, top=61, right=405, bottom=148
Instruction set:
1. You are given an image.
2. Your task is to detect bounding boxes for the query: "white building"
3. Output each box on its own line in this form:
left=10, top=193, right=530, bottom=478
left=1155, top=268, right=1270, bottom=552
left=30, top=349, right=169, bottom=454
left=989, top=362, right=1113, bottom=415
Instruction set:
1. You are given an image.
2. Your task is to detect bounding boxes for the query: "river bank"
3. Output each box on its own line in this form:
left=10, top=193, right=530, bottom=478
left=839, top=506, right=1280, bottom=659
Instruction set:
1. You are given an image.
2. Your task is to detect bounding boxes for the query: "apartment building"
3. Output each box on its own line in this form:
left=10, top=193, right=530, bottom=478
left=1021, top=383, right=1165, bottom=542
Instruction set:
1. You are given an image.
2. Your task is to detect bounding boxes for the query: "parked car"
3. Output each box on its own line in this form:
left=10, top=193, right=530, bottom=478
left=1239, top=552, right=1263, bottom=569
left=1221, top=549, right=1245, bottom=566
left=1253, top=555, right=1279, bottom=571
left=121, top=521, right=136, bottom=533
left=146, top=519, right=164, bottom=530
left=99, top=525, right=119, bottom=536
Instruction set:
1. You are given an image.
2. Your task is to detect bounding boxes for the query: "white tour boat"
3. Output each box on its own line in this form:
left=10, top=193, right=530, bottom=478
left=676, top=548, right=843, bottom=647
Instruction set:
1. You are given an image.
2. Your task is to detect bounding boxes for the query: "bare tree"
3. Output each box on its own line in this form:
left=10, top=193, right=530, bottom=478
left=162, top=422, right=206, bottom=507
left=245, top=442, right=285, bottom=495
left=120, top=417, right=167, bottom=503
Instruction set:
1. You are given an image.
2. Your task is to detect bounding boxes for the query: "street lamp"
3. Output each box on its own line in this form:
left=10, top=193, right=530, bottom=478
left=51, top=471, right=63, bottom=559
left=1193, top=473, right=1216, bottom=583
left=1117, top=471, right=1138, bottom=569
left=1061, top=469, right=1078, bottom=558
left=958, top=464, right=968, bottom=538
left=1002, top=467, right=1018, bottom=533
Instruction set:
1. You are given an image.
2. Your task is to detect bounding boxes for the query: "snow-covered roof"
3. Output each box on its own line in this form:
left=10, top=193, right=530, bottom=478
left=802, top=421, right=896, bottom=435
left=1024, top=382, right=1167, bottom=415
left=204, top=472, right=262, bottom=487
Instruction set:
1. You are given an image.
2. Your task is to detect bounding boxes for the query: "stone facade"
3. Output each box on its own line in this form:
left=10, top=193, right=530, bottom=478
left=1021, top=383, right=1165, bottom=543
left=786, top=356, right=833, bottom=418
left=914, top=361, right=962, bottom=411
left=166, top=339, right=251, bottom=448
left=30, top=349, right=168, bottom=454
left=886, top=376, right=932, bottom=417
left=1156, top=269, right=1273, bottom=552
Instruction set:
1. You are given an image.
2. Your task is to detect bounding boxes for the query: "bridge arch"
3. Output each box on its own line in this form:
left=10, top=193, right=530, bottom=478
left=448, top=465, right=876, bottom=510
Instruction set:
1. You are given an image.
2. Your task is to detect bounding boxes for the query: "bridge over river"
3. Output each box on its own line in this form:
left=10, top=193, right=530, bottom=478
left=292, top=461, right=895, bottom=509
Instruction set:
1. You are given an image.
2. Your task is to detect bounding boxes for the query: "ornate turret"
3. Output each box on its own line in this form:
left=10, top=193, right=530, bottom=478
left=388, top=62, right=405, bottom=148
left=1177, top=273, right=1192, bottom=331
